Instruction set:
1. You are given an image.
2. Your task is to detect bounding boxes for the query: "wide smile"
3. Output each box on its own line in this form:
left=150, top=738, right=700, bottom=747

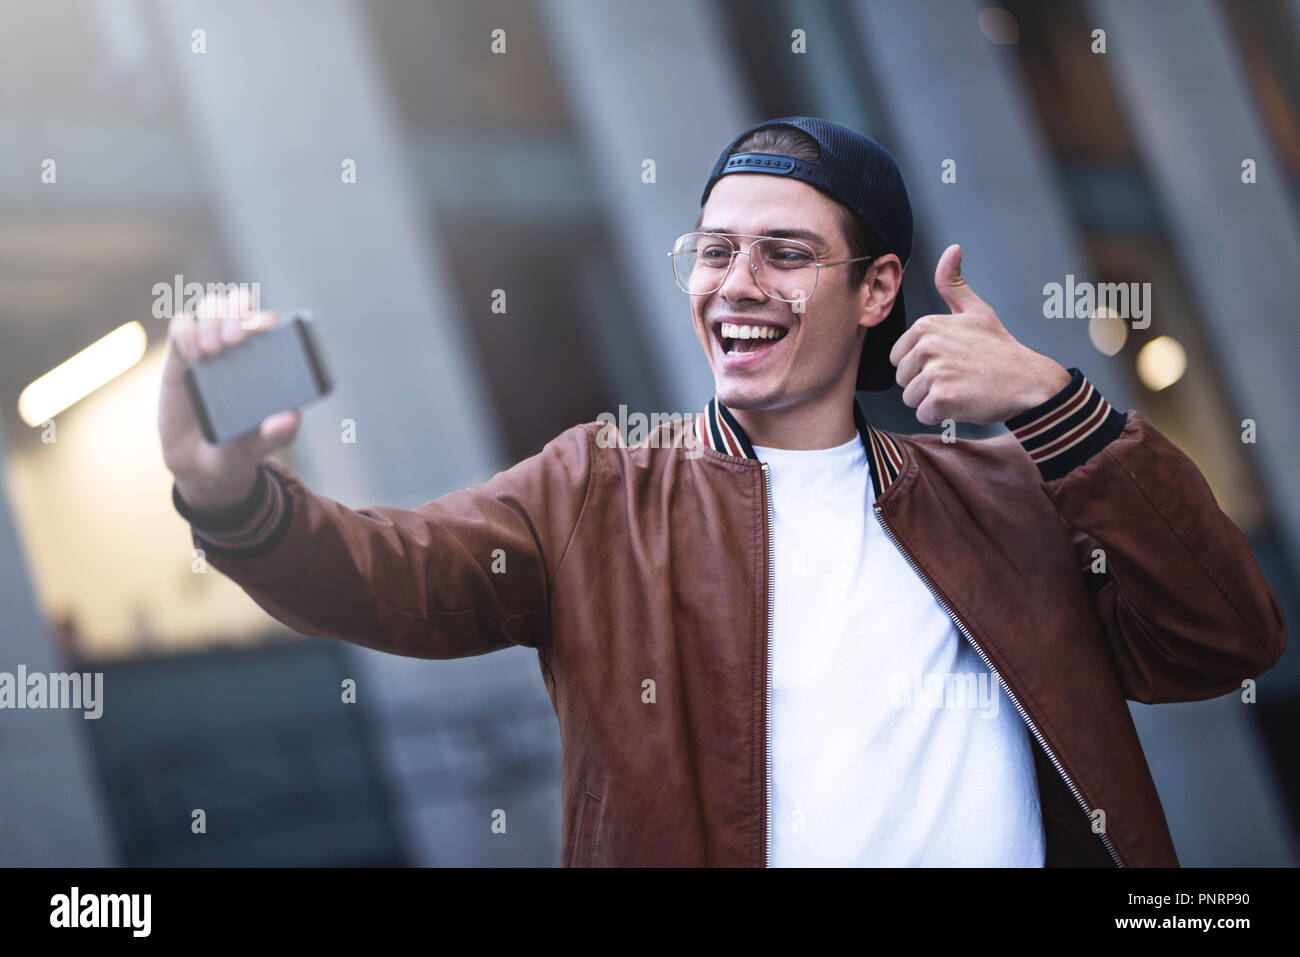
left=710, top=318, right=793, bottom=368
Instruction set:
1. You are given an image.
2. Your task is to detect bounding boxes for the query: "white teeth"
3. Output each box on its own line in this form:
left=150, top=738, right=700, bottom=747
left=720, top=322, right=785, bottom=341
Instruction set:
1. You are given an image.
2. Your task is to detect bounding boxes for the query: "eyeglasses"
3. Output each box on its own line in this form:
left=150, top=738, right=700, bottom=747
left=668, top=231, right=874, bottom=304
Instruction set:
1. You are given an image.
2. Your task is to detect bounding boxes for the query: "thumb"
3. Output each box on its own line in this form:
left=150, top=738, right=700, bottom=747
left=934, top=243, right=983, bottom=314
left=258, top=409, right=302, bottom=453
left=230, top=408, right=301, bottom=460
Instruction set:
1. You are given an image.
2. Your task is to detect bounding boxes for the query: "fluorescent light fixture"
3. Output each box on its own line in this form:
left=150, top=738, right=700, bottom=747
left=18, top=321, right=148, bottom=426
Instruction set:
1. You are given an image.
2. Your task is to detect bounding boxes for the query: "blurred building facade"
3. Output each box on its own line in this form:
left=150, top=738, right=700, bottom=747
left=0, top=0, right=1296, bottom=866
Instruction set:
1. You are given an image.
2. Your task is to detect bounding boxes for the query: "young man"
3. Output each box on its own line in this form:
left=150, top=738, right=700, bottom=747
left=160, top=116, right=1286, bottom=867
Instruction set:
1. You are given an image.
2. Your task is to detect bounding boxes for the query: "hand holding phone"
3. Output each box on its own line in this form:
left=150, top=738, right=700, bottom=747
left=158, top=290, right=331, bottom=513
left=184, top=310, right=332, bottom=444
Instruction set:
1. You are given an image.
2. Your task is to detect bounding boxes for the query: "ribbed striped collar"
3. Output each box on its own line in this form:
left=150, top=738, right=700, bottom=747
left=694, top=397, right=904, bottom=500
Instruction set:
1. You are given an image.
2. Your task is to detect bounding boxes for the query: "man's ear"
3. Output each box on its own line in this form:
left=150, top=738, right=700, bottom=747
left=858, top=254, right=902, bottom=331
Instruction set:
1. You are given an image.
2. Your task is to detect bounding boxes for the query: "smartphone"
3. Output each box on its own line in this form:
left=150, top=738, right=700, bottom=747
left=184, top=311, right=333, bottom=444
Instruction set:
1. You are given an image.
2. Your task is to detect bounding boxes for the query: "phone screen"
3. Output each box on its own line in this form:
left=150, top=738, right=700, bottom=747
left=185, top=313, right=332, bottom=444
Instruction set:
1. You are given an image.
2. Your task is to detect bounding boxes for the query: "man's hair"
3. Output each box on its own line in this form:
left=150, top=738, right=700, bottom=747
left=700, top=124, right=891, bottom=289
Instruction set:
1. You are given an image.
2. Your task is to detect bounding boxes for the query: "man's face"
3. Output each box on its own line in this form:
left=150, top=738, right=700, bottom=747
left=690, top=174, right=896, bottom=412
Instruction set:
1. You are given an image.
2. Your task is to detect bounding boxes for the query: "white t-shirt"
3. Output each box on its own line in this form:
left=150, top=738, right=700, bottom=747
left=751, top=434, right=1045, bottom=866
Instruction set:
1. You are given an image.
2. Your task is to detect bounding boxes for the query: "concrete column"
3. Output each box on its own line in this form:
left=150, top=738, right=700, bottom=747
left=849, top=0, right=1137, bottom=413
left=154, top=0, right=503, bottom=507
left=0, top=417, right=115, bottom=865
left=538, top=0, right=752, bottom=412
left=1089, top=0, right=1300, bottom=583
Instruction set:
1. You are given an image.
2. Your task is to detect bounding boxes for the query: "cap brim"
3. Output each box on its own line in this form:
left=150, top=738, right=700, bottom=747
left=856, top=289, right=905, bottom=391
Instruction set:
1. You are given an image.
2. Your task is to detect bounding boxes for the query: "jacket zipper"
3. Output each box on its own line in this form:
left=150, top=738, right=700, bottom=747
left=761, top=462, right=775, bottom=868
left=873, top=501, right=1125, bottom=868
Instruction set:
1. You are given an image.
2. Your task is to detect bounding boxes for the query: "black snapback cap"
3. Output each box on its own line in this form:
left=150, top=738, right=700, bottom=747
left=699, top=116, right=913, bottom=391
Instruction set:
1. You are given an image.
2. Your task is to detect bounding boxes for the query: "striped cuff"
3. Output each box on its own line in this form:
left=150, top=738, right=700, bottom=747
left=1004, top=368, right=1127, bottom=481
left=172, top=464, right=293, bottom=557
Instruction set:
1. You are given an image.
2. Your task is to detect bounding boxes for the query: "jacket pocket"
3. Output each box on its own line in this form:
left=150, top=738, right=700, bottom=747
left=570, top=790, right=604, bottom=867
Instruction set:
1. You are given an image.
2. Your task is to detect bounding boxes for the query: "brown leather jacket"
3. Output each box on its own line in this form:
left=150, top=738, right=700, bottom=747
left=173, top=368, right=1287, bottom=867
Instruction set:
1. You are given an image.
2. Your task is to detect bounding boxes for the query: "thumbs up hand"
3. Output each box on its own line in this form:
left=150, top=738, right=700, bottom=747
left=888, top=244, right=1072, bottom=426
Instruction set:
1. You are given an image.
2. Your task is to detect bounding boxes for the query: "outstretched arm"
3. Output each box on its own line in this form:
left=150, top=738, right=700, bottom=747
left=160, top=289, right=593, bottom=661
left=174, top=424, right=594, bottom=660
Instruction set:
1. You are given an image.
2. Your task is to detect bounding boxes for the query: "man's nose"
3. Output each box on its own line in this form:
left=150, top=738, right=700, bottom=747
left=718, top=249, right=768, bottom=302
